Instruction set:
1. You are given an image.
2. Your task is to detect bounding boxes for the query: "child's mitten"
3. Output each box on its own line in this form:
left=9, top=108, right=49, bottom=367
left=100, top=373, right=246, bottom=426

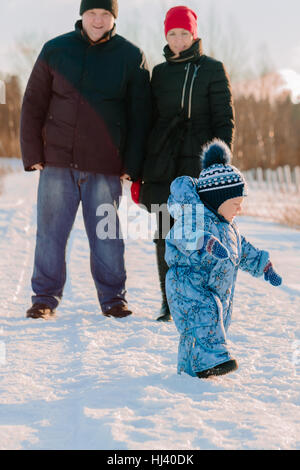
left=263, top=261, right=282, bottom=286
left=205, top=236, right=230, bottom=260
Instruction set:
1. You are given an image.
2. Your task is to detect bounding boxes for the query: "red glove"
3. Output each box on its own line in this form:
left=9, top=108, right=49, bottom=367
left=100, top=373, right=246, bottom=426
left=131, top=180, right=141, bottom=204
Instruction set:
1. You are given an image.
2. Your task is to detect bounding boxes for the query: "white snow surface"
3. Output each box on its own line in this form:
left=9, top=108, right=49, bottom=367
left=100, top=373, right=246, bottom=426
left=0, top=166, right=299, bottom=450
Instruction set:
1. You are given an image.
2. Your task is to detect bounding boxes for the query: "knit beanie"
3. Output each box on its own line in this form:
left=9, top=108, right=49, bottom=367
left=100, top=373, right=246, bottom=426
left=197, top=140, right=248, bottom=211
left=164, top=6, right=198, bottom=39
left=80, top=0, right=118, bottom=18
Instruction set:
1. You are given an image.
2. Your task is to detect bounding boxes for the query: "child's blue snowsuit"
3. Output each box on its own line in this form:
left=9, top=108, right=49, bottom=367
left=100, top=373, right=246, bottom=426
left=165, top=176, right=270, bottom=377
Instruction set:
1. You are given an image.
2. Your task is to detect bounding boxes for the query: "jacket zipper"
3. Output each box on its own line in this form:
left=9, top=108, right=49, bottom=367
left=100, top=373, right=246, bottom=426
left=188, top=65, right=201, bottom=119
left=181, top=63, right=191, bottom=110
left=181, top=63, right=201, bottom=119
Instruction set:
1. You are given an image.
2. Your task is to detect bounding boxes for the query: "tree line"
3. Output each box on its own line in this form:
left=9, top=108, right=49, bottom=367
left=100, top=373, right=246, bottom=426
left=0, top=69, right=299, bottom=170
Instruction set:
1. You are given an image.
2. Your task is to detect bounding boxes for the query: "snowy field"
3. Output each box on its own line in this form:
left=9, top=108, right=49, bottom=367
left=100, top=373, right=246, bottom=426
left=0, top=163, right=299, bottom=450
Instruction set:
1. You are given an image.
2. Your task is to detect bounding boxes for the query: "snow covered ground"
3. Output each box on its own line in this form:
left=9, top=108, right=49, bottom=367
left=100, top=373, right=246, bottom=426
left=0, top=164, right=299, bottom=450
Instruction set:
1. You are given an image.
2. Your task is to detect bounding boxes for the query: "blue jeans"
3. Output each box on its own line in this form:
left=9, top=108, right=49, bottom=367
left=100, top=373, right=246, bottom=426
left=31, top=166, right=127, bottom=313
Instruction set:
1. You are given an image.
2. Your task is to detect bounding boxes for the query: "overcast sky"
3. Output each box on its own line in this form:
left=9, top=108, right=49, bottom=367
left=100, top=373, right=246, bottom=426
left=1, top=0, right=300, bottom=77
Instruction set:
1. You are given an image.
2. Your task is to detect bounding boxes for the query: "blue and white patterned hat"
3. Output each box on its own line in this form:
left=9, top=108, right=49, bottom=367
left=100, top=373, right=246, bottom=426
left=197, top=139, right=247, bottom=211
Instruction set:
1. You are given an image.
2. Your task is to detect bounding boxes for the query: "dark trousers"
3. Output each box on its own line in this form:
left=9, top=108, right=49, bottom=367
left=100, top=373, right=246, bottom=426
left=154, top=207, right=174, bottom=306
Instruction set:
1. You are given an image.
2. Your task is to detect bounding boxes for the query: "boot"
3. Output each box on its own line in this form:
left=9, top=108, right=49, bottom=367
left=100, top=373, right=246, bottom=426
left=26, top=303, right=56, bottom=319
left=157, top=300, right=172, bottom=322
left=196, top=359, right=238, bottom=379
left=103, top=304, right=133, bottom=318
left=155, top=242, right=172, bottom=322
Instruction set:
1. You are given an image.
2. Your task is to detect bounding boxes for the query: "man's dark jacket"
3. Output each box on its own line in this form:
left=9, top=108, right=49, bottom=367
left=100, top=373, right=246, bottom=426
left=20, top=21, right=151, bottom=180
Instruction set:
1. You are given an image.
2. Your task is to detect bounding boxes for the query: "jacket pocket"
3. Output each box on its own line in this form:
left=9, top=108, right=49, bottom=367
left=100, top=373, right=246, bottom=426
left=44, top=116, right=73, bottom=151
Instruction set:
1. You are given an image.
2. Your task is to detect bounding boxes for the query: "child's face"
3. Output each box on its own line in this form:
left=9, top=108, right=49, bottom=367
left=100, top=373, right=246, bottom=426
left=218, top=197, right=244, bottom=222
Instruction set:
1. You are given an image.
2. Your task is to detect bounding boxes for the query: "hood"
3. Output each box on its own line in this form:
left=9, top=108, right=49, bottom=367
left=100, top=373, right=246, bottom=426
left=167, top=176, right=203, bottom=219
left=167, top=175, right=229, bottom=225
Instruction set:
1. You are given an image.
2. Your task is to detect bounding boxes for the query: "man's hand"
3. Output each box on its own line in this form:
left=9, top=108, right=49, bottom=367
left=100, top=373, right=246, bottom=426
left=30, top=163, right=44, bottom=170
left=120, top=173, right=131, bottom=181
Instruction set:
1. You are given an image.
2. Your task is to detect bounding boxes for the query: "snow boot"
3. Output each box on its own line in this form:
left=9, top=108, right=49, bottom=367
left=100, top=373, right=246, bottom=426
left=103, top=304, right=132, bottom=318
left=157, top=300, right=172, bottom=322
left=196, top=359, right=238, bottom=379
left=155, top=243, right=172, bottom=322
left=26, top=303, right=56, bottom=319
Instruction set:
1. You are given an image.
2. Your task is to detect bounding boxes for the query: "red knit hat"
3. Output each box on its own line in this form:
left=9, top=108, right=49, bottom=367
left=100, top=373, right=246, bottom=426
left=164, top=6, right=198, bottom=39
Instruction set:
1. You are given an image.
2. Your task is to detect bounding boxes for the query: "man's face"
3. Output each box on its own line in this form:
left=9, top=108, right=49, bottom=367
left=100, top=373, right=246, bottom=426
left=82, top=9, right=115, bottom=42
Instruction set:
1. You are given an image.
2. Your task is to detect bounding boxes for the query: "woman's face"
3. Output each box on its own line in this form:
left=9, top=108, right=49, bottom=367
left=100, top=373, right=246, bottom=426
left=166, top=28, right=194, bottom=56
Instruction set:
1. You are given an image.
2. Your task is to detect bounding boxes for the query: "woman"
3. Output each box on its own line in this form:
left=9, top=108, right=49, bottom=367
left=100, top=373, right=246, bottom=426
left=141, top=6, right=235, bottom=321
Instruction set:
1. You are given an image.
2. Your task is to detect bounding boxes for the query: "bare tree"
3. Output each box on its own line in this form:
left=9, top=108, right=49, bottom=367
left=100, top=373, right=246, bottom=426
left=0, top=75, right=22, bottom=157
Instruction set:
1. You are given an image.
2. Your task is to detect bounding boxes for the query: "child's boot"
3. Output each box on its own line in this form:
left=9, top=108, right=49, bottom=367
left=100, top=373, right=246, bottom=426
left=196, top=359, right=238, bottom=379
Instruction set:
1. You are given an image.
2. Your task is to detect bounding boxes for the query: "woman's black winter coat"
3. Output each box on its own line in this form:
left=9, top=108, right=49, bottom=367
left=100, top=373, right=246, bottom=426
left=141, top=40, right=235, bottom=210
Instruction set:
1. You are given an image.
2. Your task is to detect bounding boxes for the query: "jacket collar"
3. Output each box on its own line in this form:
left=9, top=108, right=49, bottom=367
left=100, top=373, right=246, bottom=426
left=164, top=38, right=203, bottom=64
left=75, top=20, right=116, bottom=45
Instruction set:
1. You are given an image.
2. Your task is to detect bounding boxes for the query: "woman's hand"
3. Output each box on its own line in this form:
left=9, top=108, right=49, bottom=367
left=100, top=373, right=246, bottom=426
left=131, top=180, right=141, bottom=204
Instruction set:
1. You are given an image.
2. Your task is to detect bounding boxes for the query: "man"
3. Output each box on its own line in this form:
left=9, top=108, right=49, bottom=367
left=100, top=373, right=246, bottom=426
left=21, top=0, right=151, bottom=319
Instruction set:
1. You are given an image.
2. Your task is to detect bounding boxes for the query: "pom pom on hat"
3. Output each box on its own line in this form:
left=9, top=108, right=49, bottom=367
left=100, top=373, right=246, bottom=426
left=197, top=139, right=248, bottom=211
left=201, top=139, right=232, bottom=169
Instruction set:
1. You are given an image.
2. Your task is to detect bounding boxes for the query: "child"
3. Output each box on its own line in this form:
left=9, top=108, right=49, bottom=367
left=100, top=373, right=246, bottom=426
left=165, top=140, right=282, bottom=379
